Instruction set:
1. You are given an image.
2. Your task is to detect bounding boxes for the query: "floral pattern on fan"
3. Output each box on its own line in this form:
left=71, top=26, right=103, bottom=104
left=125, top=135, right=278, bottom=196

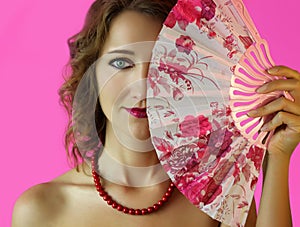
left=148, top=85, right=264, bottom=227
left=146, top=0, right=283, bottom=226
left=147, top=37, right=265, bottom=225
left=165, top=0, right=217, bottom=30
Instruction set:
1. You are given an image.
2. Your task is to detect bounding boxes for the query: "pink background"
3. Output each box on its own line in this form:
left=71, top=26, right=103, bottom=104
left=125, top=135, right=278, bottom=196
left=0, top=0, right=299, bottom=226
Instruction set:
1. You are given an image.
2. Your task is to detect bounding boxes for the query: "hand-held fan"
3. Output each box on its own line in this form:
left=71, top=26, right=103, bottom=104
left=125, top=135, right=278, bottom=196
left=147, top=0, right=293, bottom=226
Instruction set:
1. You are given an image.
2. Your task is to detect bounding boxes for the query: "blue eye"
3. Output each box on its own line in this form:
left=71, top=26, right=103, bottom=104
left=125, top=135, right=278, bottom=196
left=109, top=58, right=134, bottom=69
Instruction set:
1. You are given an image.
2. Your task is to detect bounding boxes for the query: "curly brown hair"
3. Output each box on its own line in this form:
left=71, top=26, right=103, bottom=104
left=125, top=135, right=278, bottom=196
left=59, top=0, right=177, bottom=169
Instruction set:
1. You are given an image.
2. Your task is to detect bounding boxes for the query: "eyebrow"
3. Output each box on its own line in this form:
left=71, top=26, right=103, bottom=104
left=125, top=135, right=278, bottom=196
left=107, top=49, right=135, bottom=55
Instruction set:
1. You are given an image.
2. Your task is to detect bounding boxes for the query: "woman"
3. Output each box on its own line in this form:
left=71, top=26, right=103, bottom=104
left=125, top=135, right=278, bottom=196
left=12, top=0, right=299, bottom=226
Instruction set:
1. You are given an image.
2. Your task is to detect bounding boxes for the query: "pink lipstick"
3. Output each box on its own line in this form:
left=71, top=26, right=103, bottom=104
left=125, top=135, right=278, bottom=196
left=125, top=108, right=147, bottom=118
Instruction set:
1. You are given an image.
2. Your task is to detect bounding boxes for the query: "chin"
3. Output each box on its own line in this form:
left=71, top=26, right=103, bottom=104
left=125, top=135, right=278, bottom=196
left=129, top=122, right=151, bottom=141
left=133, top=131, right=151, bottom=141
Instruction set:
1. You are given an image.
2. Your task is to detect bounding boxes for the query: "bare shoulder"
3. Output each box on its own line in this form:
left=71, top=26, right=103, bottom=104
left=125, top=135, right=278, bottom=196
left=12, top=165, right=92, bottom=227
left=12, top=182, right=62, bottom=227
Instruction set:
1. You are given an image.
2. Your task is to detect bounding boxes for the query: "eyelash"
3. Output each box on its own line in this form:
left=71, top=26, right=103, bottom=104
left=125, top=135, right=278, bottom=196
left=109, top=57, right=134, bottom=70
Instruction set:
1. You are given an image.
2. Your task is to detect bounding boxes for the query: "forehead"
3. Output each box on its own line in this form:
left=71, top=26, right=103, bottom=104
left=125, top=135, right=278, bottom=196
left=101, top=10, right=163, bottom=55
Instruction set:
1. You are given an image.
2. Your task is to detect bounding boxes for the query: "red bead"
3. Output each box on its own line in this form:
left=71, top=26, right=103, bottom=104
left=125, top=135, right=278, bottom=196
left=97, top=186, right=104, bottom=191
left=147, top=207, right=154, bottom=213
left=128, top=209, right=135, bottom=215
left=141, top=209, right=148, bottom=215
left=99, top=191, right=106, bottom=197
left=95, top=182, right=101, bottom=188
left=153, top=204, right=159, bottom=210
left=123, top=207, right=129, bottom=213
left=162, top=196, right=168, bottom=202
left=112, top=202, right=118, bottom=209
left=117, top=205, right=123, bottom=211
left=135, top=209, right=142, bottom=215
left=91, top=155, right=175, bottom=216
left=103, top=195, right=111, bottom=201
left=107, top=199, right=113, bottom=205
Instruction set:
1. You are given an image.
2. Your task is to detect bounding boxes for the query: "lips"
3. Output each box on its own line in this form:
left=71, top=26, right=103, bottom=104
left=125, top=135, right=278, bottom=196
left=125, top=108, right=147, bottom=118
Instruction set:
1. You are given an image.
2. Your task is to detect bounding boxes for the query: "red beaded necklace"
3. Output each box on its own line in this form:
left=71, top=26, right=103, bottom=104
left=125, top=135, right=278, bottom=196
left=91, top=155, right=175, bottom=215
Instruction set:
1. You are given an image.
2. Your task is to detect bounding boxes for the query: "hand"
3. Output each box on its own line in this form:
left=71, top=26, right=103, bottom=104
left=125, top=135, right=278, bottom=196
left=248, top=65, right=300, bottom=158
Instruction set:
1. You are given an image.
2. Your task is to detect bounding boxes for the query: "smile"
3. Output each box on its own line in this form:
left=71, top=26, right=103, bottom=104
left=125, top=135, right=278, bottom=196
left=125, top=108, right=147, bottom=118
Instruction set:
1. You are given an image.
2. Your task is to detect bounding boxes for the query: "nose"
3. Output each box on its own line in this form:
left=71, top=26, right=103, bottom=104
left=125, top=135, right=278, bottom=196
left=137, top=62, right=150, bottom=79
left=132, top=62, right=150, bottom=102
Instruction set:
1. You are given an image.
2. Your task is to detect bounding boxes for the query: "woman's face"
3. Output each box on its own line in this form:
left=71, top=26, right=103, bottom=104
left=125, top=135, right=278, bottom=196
left=96, top=10, right=163, bottom=146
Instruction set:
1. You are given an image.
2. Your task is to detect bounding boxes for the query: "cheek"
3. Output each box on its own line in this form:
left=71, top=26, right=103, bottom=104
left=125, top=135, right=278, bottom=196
left=99, top=76, right=126, bottom=118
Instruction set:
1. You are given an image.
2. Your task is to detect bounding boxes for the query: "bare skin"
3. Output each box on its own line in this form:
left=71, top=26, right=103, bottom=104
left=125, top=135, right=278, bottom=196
left=248, top=66, right=300, bottom=227
left=12, top=12, right=229, bottom=227
left=12, top=163, right=257, bottom=227
left=12, top=9, right=299, bottom=227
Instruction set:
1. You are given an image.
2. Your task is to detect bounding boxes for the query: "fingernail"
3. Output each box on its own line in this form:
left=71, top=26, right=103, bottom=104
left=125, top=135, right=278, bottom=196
left=267, top=67, right=279, bottom=74
left=261, top=125, right=268, bottom=132
left=256, top=86, right=266, bottom=93
left=248, top=110, right=258, bottom=117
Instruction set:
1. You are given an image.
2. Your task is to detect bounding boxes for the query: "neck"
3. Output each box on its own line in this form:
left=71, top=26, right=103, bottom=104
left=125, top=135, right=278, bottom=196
left=97, top=149, right=169, bottom=187
left=94, top=121, right=169, bottom=187
left=104, top=121, right=159, bottom=167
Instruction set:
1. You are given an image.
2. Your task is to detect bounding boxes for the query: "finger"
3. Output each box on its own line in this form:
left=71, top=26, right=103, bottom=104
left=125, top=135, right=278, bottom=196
left=267, top=65, right=300, bottom=80
left=248, top=97, right=300, bottom=117
left=256, top=79, right=299, bottom=93
left=260, top=112, right=300, bottom=132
